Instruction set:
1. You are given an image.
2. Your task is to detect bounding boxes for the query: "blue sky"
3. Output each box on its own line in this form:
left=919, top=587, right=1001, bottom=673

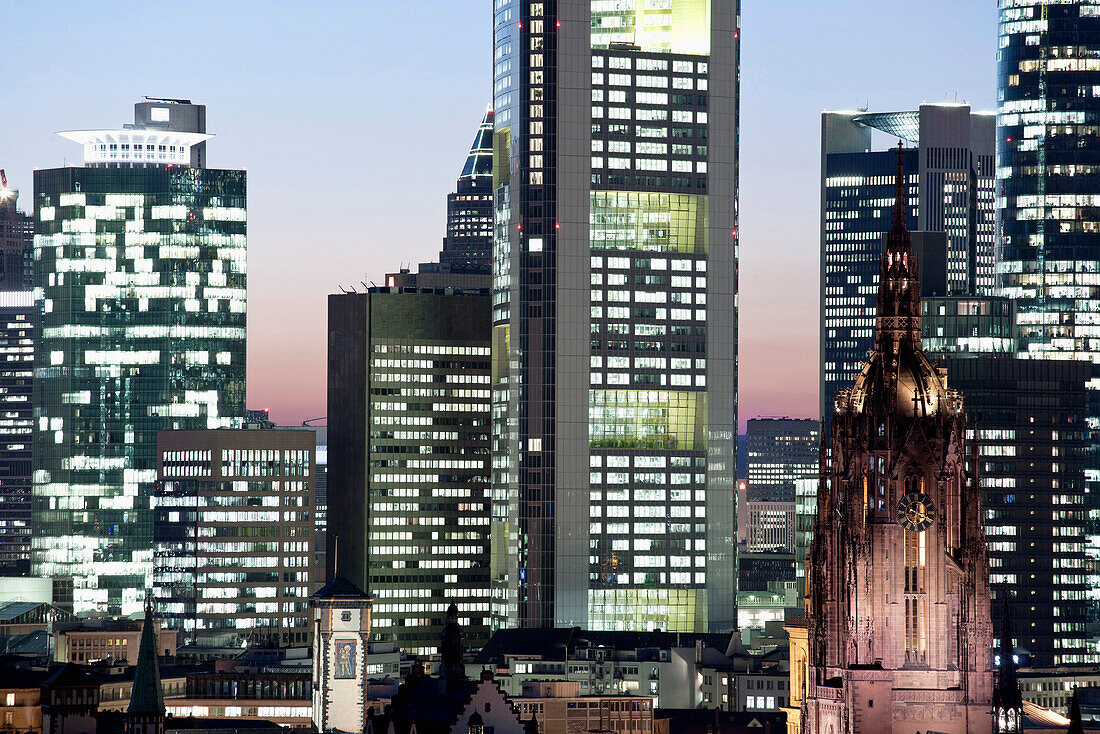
left=2, top=1, right=997, bottom=427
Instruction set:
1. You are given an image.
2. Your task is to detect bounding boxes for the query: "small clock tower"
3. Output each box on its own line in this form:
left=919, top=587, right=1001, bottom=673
left=311, top=576, right=372, bottom=734
left=793, top=143, right=993, bottom=733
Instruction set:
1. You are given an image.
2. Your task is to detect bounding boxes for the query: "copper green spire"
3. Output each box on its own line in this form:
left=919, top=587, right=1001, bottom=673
left=128, top=595, right=164, bottom=715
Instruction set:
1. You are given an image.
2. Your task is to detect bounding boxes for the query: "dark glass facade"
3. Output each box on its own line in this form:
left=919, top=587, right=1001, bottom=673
left=943, top=358, right=1093, bottom=666
left=327, top=289, right=492, bottom=655
left=32, top=166, right=246, bottom=615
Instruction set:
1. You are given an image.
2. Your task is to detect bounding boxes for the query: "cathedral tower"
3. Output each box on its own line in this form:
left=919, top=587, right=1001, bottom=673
left=792, top=143, right=993, bottom=733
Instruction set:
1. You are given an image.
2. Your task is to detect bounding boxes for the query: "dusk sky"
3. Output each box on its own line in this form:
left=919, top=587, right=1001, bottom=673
left=4, top=1, right=996, bottom=430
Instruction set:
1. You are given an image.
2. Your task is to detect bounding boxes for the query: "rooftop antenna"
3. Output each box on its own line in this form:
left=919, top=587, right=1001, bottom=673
left=361, top=281, right=369, bottom=291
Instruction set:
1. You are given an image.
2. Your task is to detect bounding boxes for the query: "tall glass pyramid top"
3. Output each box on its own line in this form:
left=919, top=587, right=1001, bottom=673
left=459, top=106, right=494, bottom=186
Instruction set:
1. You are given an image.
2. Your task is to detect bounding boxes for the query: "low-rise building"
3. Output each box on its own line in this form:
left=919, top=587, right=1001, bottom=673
left=512, top=681, right=655, bottom=734
left=57, top=620, right=178, bottom=665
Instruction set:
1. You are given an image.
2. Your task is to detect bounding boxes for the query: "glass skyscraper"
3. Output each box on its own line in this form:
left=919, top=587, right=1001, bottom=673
left=32, top=100, right=246, bottom=616
left=997, top=0, right=1100, bottom=361
left=490, top=0, right=739, bottom=633
left=327, top=288, right=492, bottom=655
left=821, top=104, right=995, bottom=431
left=996, top=0, right=1100, bottom=626
left=441, top=108, right=495, bottom=274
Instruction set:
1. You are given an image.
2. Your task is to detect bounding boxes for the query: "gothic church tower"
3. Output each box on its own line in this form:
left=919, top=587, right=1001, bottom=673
left=792, top=144, right=993, bottom=733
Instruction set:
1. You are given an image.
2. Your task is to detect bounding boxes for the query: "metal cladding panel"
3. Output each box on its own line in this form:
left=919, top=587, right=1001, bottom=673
left=553, top=0, right=594, bottom=631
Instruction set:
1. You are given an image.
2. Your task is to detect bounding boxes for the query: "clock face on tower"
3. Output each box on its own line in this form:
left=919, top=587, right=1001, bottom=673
left=896, top=491, right=936, bottom=532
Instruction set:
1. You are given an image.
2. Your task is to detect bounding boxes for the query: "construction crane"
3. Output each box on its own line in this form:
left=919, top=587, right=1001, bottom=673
left=302, top=416, right=326, bottom=427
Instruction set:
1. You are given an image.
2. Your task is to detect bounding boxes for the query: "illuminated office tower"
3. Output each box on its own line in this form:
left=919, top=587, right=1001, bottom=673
left=32, top=99, right=246, bottom=615
left=153, top=430, right=315, bottom=646
left=327, top=287, right=491, bottom=655
left=490, top=1, right=739, bottom=633
left=0, top=187, right=34, bottom=572
left=745, top=418, right=817, bottom=502
left=821, top=103, right=995, bottom=430
left=997, top=1, right=1100, bottom=360
left=0, top=291, right=33, bottom=572
left=441, top=108, right=495, bottom=273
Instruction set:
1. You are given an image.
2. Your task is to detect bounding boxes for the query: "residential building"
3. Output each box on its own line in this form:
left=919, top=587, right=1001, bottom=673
left=791, top=152, right=992, bottom=733
left=32, top=99, right=246, bottom=616
left=821, top=103, right=995, bottom=431
left=327, top=288, right=491, bottom=654
left=152, top=429, right=315, bottom=647
left=441, top=108, right=494, bottom=274
left=490, top=0, right=739, bottom=636
left=745, top=419, right=818, bottom=503
left=56, top=619, right=177, bottom=664
left=513, top=681, right=655, bottom=734
left=0, top=291, right=33, bottom=572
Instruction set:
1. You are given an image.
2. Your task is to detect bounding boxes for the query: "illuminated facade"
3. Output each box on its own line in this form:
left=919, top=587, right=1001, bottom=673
left=997, top=0, right=1100, bottom=361
left=996, top=0, right=1100, bottom=611
left=327, top=288, right=491, bottom=655
left=745, top=418, right=818, bottom=502
left=821, top=104, right=995, bottom=432
left=32, top=100, right=246, bottom=615
left=441, top=108, right=495, bottom=273
left=490, top=0, right=739, bottom=633
left=152, top=430, right=314, bottom=646
left=0, top=291, right=33, bottom=572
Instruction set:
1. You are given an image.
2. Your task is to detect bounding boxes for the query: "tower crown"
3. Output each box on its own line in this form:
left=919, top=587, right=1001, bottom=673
left=839, top=142, right=954, bottom=420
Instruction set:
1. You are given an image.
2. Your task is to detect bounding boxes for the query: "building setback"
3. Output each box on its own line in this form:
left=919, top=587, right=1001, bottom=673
left=152, top=429, right=315, bottom=647
left=490, top=0, right=739, bottom=635
left=821, top=103, right=995, bottom=432
left=327, top=288, right=491, bottom=655
left=32, top=99, right=246, bottom=615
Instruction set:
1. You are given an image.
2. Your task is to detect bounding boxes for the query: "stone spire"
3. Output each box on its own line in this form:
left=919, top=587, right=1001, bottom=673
left=875, top=141, right=921, bottom=350
left=440, top=603, right=467, bottom=681
left=126, top=595, right=165, bottom=734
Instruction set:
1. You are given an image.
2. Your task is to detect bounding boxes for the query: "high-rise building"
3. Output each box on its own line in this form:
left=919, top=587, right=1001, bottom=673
left=821, top=103, right=995, bottom=430
left=996, top=0, right=1100, bottom=609
left=489, top=0, right=739, bottom=634
left=996, top=1, right=1100, bottom=362
left=327, top=287, right=491, bottom=655
left=745, top=418, right=818, bottom=502
left=921, top=295, right=1016, bottom=357
left=152, top=430, right=315, bottom=646
left=440, top=108, right=495, bottom=274
left=0, top=187, right=35, bottom=573
left=788, top=149, right=992, bottom=734
left=941, top=358, right=1093, bottom=667
left=0, top=291, right=33, bottom=573
left=0, top=186, right=34, bottom=290
left=32, top=99, right=246, bottom=615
